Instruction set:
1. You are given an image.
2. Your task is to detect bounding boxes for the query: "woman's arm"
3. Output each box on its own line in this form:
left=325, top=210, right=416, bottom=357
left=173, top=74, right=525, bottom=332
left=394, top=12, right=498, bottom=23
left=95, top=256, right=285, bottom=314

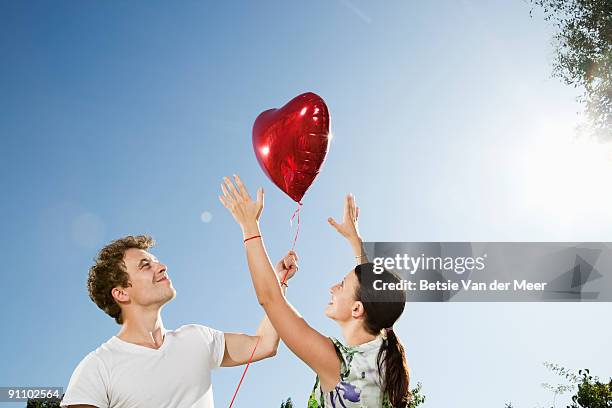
left=219, top=175, right=341, bottom=390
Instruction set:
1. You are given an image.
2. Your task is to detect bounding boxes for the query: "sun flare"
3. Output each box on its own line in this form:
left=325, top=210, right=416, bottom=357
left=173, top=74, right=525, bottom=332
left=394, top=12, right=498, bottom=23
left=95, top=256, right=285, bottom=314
left=518, top=119, right=612, bottom=223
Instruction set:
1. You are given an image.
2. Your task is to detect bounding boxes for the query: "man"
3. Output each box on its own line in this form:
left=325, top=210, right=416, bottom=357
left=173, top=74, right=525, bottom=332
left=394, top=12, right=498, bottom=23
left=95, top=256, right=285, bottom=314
left=61, top=235, right=297, bottom=408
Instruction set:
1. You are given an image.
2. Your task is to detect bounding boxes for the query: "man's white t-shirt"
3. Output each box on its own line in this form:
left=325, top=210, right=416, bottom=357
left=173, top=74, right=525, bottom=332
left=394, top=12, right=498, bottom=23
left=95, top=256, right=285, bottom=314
left=61, top=324, right=225, bottom=408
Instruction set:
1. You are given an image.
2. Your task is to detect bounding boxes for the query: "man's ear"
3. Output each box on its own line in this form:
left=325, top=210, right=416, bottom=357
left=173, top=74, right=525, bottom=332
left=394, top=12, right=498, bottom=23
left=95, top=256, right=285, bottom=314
left=112, top=287, right=130, bottom=303
left=351, top=301, right=365, bottom=319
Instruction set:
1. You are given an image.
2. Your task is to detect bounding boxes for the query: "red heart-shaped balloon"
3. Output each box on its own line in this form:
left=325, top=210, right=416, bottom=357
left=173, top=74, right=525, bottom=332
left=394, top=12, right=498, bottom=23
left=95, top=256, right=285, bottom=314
left=252, top=92, right=331, bottom=202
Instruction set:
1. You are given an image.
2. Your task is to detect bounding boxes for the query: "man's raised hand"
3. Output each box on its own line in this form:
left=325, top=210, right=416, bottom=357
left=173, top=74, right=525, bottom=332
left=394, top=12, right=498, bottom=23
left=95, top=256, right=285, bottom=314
left=275, top=251, right=299, bottom=283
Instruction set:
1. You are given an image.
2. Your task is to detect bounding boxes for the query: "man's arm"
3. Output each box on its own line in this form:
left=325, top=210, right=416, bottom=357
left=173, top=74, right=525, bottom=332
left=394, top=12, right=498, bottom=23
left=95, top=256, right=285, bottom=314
left=220, top=252, right=296, bottom=367
left=221, top=305, right=280, bottom=367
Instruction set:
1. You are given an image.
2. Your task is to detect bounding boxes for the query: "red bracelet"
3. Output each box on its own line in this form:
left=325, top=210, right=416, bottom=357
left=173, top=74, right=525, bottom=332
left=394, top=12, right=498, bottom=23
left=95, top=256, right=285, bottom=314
left=243, top=235, right=261, bottom=243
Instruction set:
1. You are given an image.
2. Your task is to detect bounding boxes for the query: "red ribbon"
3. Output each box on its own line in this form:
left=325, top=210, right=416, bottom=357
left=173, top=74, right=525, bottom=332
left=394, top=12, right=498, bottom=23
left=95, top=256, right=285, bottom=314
left=289, top=201, right=303, bottom=253
left=228, top=335, right=261, bottom=408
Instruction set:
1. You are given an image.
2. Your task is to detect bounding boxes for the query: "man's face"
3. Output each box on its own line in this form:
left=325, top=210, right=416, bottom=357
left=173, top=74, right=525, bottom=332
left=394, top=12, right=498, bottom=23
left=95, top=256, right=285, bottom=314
left=117, top=248, right=176, bottom=309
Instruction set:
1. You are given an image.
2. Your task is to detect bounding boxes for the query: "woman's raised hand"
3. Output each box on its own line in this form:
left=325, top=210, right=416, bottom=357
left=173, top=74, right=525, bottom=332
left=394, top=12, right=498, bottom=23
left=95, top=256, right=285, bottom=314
left=327, top=193, right=362, bottom=243
left=219, top=174, right=264, bottom=231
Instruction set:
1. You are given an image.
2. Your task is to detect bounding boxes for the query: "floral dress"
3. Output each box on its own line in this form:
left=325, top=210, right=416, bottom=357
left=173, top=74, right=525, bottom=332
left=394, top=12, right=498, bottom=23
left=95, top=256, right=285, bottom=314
left=307, top=336, right=393, bottom=408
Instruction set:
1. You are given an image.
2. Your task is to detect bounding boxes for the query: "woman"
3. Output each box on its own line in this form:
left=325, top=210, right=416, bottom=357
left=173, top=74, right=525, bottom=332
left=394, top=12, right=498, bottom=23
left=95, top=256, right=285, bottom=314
left=219, top=175, right=411, bottom=407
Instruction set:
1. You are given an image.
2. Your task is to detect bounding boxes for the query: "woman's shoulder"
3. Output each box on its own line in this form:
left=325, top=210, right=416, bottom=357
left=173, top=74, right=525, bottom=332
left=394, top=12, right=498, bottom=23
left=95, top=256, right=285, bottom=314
left=329, top=337, right=385, bottom=384
left=329, top=336, right=384, bottom=356
left=310, top=336, right=388, bottom=407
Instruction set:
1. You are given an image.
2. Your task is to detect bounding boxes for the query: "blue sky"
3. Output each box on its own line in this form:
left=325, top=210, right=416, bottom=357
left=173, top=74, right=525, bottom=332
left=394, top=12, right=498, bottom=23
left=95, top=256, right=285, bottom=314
left=1, top=1, right=611, bottom=407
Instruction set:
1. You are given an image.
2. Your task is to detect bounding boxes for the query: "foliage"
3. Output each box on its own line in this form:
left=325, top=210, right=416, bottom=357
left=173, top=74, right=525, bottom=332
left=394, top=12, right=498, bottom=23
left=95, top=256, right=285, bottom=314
left=531, top=0, right=612, bottom=139
left=569, top=369, right=612, bottom=408
left=280, top=397, right=294, bottom=408
left=408, top=382, right=426, bottom=408
left=541, top=361, right=582, bottom=406
left=25, top=397, right=62, bottom=408
left=540, top=362, right=611, bottom=408
left=506, top=363, right=611, bottom=408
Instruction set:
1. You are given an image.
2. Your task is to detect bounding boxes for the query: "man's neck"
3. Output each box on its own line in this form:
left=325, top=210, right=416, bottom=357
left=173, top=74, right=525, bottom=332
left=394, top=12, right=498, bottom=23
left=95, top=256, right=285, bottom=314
left=117, top=307, right=166, bottom=349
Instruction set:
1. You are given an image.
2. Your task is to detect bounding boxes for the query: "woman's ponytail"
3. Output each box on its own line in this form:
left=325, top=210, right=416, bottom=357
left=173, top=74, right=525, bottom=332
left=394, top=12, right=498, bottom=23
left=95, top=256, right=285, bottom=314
left=378, top=329, right=410, bottom=407
left=354, top=263, right=411, bottom=407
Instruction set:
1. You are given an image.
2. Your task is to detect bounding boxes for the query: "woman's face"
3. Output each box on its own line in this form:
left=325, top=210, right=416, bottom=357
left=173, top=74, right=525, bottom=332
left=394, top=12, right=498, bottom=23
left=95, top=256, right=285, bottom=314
left=325, top=269, right=361, bottom=321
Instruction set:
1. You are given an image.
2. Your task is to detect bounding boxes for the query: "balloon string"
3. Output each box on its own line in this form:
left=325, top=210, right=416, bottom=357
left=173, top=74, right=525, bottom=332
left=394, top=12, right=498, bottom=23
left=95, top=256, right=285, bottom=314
left=228, top=335, right=261, bottom=408
left=289, top=201, right=303, bottom=253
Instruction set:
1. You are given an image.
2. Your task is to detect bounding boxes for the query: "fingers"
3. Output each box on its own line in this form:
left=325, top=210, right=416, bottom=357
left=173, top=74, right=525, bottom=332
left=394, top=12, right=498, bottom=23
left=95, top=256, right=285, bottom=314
left=348, top=193, right=356, bottom=220
left=233, top=174, right=251, bottom=200
left=256, top=187, right=264, bottom=219
left=281, top=250, right=299, bottom=276
left=343, top=193, right=358, bottom=221
left=328, top=216, right=341, bottom=231
left=221, top=182, right=230, bottom=199
left=343, top=194, right=350, bottom=220
left=283, top=252, right=298, bottom=267
left=220, top=184, right=236, bottom=212
left=218, top=195, right=230, bottom=208
left=285, top=260, right=298, bottom=273
left=220, top=174, right=258, bottom=202
left=223, top=176, right=241, bottom=200
left=286, top=250, right=299, bottom=262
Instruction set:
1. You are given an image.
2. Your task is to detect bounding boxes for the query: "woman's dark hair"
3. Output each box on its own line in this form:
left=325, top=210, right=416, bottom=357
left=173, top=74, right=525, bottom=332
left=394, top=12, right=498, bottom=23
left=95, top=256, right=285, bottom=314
left=354, top=262, right=410, bottom=407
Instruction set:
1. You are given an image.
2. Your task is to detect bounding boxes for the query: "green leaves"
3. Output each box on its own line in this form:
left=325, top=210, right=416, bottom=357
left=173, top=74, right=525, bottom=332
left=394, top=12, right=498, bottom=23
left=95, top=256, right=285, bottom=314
left=570, top=369, right=612, bottom=408
left=280, top=397, right=295, bottom=408
left=407, top=382, right=426, bottom=408
left=539, top=363, right=611, bottom=408
left=25, top=396, right=62, bottom=408
left=531, top=0, right=612, bottom=140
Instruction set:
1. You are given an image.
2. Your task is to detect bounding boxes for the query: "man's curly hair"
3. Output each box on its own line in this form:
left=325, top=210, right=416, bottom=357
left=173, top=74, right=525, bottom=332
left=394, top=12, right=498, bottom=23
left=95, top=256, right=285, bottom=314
left=87, top=235, right=155, bottom=325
